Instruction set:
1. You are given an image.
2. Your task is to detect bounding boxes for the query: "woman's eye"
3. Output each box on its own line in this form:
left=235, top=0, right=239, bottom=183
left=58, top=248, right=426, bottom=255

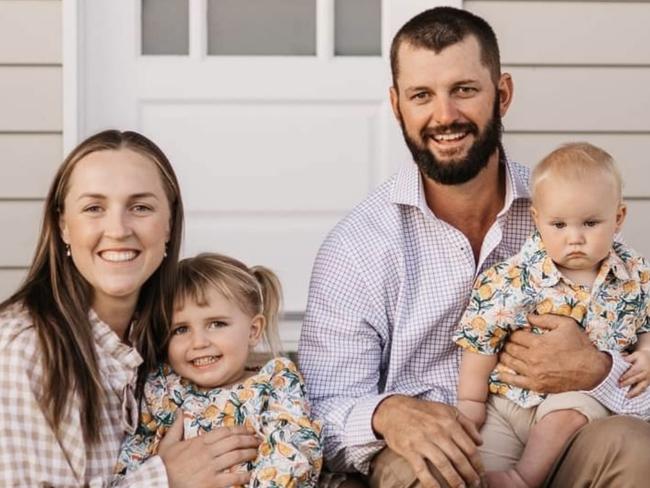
left=132, top=204, right=152, bottom=213
left=83, top=205, right=103, bottom=213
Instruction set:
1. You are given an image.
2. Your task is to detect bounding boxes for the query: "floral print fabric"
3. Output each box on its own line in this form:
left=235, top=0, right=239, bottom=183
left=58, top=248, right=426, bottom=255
left=454, top=231, right=650, bottom=408
left=115, top=357, right=322, bottom=487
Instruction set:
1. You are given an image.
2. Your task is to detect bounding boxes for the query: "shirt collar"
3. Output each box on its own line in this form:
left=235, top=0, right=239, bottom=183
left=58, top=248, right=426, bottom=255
left=390, top=153, right=530, bottom=220
left=89, top=309, right=144, bottom=369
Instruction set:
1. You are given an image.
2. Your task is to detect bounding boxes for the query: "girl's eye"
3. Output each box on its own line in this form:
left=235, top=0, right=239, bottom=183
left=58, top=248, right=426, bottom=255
left=172, top=326, right=188, bottom=335
left=208, top=321, right=227, bottom=329
left=552, top=222, right=566, bottom=229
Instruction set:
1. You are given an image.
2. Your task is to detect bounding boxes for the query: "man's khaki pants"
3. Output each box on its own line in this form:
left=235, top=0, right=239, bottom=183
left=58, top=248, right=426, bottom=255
left=366, top=416, right=650, bottom=487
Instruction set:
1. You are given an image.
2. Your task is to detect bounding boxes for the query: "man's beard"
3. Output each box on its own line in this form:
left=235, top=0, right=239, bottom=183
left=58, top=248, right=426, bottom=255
left=399, top=97, right=503, bottom=185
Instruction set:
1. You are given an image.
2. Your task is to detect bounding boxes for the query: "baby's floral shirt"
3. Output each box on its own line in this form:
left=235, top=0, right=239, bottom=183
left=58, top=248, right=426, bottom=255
left=454, top=231, right=650, bottom=408
left=114, top=357, right=322, bottom=487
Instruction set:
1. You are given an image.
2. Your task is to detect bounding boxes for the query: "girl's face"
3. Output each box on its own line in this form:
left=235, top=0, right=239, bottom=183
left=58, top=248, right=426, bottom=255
left=59, top=148, right=171, bottom=318
left=168, top=286, right=263, bottom=388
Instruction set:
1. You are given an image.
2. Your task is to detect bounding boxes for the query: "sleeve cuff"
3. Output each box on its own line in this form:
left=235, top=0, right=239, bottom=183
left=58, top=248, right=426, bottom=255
left=587, top=350, right=623, bottom=402
left=122, top=455, right=169, bottom=487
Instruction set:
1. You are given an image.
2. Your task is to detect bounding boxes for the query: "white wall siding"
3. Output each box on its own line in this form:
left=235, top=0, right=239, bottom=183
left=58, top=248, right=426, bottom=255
left=0, top=1, right=62, bottom=64
left=0, top=0, right=61, bottom=300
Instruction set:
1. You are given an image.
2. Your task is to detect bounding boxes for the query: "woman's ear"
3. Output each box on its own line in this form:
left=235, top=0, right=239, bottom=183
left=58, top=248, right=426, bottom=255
left=59, top=212, right=70, bottom=245
left=248, top=314, right=265, bottom=348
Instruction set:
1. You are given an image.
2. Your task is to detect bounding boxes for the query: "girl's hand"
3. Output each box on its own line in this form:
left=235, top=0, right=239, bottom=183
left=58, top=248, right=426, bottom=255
left=619, top=350, right=650, bottom=398
left=158, top=412, right=260, bottom=488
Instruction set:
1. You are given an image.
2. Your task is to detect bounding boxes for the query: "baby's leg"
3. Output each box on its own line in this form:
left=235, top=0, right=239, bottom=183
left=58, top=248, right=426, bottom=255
left=508, top=409, right=587, bottom=488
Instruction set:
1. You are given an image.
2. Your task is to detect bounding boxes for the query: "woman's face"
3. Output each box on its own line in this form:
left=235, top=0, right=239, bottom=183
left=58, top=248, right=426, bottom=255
left=59, top=148, right=171, bottom=315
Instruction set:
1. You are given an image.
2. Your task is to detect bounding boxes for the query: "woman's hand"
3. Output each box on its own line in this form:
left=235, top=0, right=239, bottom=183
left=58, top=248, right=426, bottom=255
left=158, top=413, right=260, bottom=488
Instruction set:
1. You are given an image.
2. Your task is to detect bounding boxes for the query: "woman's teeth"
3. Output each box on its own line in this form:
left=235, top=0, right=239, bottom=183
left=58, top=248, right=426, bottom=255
left=100, top=250, right=138, bottom=262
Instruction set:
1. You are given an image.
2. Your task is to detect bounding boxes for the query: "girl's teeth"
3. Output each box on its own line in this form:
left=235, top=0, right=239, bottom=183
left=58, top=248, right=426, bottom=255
left=193, top=356, right=218, bottom=366
left=101, top=250, right=138, bottom=262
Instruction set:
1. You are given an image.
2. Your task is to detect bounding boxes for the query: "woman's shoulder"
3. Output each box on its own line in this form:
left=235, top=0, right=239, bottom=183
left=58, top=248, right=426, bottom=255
left=0, top=302, right=38, bottom=352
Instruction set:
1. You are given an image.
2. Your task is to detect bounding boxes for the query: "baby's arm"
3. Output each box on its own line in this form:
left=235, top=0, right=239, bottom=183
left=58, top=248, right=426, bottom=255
left=458, top=351, right=498, bottom=429
left=619, top=333, right=650, bottom=398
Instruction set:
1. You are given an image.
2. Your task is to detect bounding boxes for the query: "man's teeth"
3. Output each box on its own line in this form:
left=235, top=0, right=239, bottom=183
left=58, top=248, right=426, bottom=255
left=193, top=356, right=219, bottom=366
left=433, top=132, right=466, bottom=142
left=100, top=250, right=138, bottom=262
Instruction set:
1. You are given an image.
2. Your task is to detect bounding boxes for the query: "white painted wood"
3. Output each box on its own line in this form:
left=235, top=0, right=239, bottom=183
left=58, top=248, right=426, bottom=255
left=506, top=67, right=650, bottom=132
left=0, top=67, right=62, bottom=131
left=623, top=201, right=650, bottom=259
left=62, top=0, right=80, bottom=153
left=184, top=214, right=340, bottom=313
left=504, top=133, right=650, bottom=199
left=0, top=202, right=42, bottom=267
left=0, top=0, right=62, bottom=64
left=466, top=1, right=650, bottom=65
left=140, top=100, right=381, bottom=212
left=0, top=269, right=27, bottom=302
left=0, top=134, right=61, bottom=198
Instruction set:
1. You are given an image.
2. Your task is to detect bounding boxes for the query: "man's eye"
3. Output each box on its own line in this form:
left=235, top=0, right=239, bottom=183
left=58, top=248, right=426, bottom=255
left=412, top=92, right=430, bottom=101
left=172, top=326, right=188, bottom=335
left=455, top=86, right=477, bottom=97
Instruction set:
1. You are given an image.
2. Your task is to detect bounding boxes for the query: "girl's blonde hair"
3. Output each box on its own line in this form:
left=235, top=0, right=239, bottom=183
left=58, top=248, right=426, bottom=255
left=173, top=253, right=283, bottom=356
left=531, top=142, right=623, bottom=203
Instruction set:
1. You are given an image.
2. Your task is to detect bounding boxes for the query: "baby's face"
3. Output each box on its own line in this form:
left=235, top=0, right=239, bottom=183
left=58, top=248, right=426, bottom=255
left=167, top=287, right=262, bottom=388
left=532, top=174, right=625, bottom=274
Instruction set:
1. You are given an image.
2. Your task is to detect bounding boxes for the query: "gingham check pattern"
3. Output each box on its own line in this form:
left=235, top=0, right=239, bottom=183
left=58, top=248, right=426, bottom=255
left=0, top=304, right=167, bottom=487
left=299, top=159, right=649, bottom=476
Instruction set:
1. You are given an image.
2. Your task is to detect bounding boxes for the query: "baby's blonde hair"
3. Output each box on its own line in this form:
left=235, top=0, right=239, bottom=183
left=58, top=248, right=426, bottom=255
left=531, top=142, right=622, bottom=204
left=172, top=253, right=283, bottom=356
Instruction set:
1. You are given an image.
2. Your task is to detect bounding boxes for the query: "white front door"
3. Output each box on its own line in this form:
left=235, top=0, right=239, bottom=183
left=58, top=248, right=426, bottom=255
left=75, top=0, right=457, bottom=346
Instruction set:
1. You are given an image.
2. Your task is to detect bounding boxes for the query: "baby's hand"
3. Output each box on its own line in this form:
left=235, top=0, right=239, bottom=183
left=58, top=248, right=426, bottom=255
left=619, top=349, right=650, bottom=398
left=458, top=399, right=486, bottom=429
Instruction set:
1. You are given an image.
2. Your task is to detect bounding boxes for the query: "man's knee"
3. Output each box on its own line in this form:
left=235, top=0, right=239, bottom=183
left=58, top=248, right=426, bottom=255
left=368, top=448, right=452, bottom=488
left=547, top=415, right=650, bottom=487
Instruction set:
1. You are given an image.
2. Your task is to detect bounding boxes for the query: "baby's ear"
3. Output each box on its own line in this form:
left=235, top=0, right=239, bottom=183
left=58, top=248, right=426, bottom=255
left=529, top=206, right=539, bottom=225
left=616, top=203, right=627, bottom=231
left=248, top=314, right=265, bottom=347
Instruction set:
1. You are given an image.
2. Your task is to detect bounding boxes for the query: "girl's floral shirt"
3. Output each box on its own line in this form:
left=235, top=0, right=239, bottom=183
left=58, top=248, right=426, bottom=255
left=454, top=231, right=650, bottom=408
left=114, top=357, right=322, bottom=487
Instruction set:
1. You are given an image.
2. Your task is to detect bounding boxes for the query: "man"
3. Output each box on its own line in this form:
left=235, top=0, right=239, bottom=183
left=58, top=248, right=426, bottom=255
left=299, top=7, right=650, bottom=488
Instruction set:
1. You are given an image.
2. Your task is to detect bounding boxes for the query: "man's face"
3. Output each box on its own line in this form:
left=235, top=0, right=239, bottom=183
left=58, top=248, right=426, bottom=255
left=390, top=36, right=511, bottom=185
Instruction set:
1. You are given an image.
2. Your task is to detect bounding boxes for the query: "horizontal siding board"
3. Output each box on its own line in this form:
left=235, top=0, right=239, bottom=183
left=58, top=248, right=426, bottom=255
left=0, top=66, right=62, bottom=131
left=0, top=134, right=61, bottom=198
left=623, top=201, right=650, bottom=259
left=465, top=1, right=650, bottom=65
left=0, top=201, right=42, bottom=267
left=0, top=269, right=27, bottom=302
left=506, top=67, right=650, bottom=132
left=503, top=133, right=650, bottom=198
left=0, top=1, right=62, bottom=64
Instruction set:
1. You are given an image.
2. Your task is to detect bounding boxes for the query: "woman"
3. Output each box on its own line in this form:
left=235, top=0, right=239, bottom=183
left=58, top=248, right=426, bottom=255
left=0, top=130, right=259, bottom=486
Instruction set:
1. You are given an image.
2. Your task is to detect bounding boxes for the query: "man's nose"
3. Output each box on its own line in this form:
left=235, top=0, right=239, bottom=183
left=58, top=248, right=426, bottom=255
left=433, top=95, right=460, bottom=127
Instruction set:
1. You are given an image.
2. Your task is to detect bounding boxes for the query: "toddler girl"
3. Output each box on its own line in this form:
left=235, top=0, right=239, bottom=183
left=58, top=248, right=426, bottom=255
left=115, top=253, right=322, bottom=487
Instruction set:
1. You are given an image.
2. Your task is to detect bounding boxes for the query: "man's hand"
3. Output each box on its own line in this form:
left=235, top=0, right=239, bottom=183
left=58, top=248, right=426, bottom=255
left=620, top=349, right=650, bottom=398
left=158, top=413, right=260, bottom=488
left=372, top=395, right=485, bottom=488
left=498, top=313, right=611, bottom=393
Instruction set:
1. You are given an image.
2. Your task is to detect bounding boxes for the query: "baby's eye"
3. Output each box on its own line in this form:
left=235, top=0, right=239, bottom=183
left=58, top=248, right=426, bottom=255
left=584, top=220, right=599, bottom=227
left=172, top=326, right=188, bottom=335
left=552, top=222, right=566, bottom=229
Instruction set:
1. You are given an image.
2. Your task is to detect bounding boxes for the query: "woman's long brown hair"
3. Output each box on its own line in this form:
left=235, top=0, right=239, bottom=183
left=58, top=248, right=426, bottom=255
left=0, top=130, right=184, bottom=444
